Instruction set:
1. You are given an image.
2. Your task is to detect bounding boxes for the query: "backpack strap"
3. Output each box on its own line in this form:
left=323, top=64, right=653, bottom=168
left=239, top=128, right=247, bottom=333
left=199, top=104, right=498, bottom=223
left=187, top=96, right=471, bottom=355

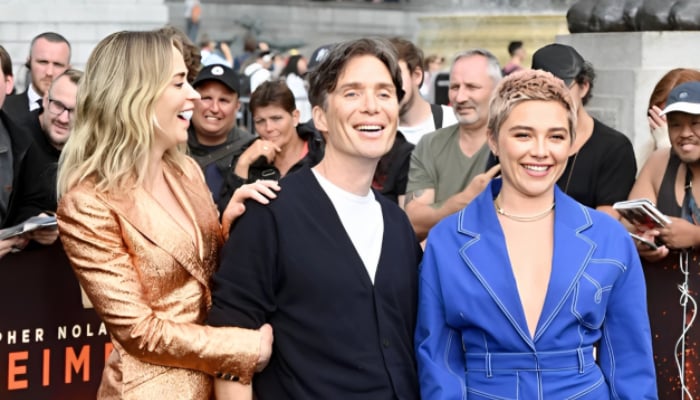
left=430, top=103, right=443, bottom=129
left=191, top=134, right=252, bottom=169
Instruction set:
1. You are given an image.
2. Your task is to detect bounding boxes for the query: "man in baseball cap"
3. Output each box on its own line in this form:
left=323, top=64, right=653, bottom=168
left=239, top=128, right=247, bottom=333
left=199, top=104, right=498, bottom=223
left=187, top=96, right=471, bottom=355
left=187, top=64, right=254, bottom=214
left=531, top=43, right=585, bottom=86
left=529, top=43, right=637, bottom=217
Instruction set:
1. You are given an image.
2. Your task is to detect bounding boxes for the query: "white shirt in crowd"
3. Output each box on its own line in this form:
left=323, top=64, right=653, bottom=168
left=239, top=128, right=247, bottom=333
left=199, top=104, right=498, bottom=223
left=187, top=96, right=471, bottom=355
left=399, top=104, right=458, bottom=145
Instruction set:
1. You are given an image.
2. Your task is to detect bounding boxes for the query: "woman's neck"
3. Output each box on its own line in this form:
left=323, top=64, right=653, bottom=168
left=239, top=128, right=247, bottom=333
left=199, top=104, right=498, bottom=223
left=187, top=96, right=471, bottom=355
left=496, top=185, right=555, bottom=216
left=143, top=150, right=166, bottom=192
left=274, top=134, right=305, bottom=176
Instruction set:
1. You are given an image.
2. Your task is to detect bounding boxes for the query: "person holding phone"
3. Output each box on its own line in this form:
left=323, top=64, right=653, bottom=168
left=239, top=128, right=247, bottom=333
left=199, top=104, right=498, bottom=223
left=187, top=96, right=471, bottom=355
left=627, top=80, right=700, bottom=398
left=415, top=69, right=656, bottom=399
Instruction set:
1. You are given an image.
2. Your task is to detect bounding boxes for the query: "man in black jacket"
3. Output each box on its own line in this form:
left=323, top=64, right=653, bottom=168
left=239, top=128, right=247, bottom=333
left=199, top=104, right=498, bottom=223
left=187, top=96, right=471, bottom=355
left=3, top=32, right=71, bottom=123
left=209, top=38, right=421, bottom=399
left=10, top=69, right=82, bottom=248
left=0, top=45, right=32, bottom=258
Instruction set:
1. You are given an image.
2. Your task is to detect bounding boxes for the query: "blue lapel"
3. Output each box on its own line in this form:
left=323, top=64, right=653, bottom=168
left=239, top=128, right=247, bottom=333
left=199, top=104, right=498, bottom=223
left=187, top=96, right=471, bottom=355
left=457, top=179, right=595, bottom=349
left=535, top=186, right=595, bottom=342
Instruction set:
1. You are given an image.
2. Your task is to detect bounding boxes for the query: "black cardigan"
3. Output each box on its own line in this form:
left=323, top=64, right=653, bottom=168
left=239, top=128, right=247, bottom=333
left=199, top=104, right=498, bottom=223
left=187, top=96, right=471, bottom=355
left=209, top=167, right=421, bottom=399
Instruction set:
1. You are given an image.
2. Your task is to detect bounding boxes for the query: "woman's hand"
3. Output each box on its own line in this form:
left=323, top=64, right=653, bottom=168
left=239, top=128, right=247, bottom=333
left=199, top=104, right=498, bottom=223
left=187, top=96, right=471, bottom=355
left=233, top=140, right=281, bottom=179
left=221, top=180, right=281, bottom=240
left=648, top=105, right=671, bottom=150
left=632, top=229, right=669, bottom=262
left=648, top=105, right=666, bottom=132
left=657, top=216, right=700, bottom=250
left=256, top=323, right=273, bottom=372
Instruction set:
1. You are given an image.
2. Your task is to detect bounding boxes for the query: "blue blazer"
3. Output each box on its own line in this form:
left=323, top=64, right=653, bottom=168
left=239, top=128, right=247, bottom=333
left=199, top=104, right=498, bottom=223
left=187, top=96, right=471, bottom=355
left=415, top=179, right=657, bottom=400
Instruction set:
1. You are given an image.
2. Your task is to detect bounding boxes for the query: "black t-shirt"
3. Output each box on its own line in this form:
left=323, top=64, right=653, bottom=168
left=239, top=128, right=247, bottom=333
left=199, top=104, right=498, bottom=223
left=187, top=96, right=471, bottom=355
left=559, top=119, right=637, bottom=208
left=486, top=119, right=637, bottom=208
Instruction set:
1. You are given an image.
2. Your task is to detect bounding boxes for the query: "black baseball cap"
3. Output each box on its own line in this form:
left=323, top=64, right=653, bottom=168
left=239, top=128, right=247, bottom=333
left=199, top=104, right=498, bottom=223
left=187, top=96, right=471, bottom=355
left=531, top=43, right=585, bottom=86
left=192, top=64, right=240, bottom=93
left=307, top=43, right=335, bottom=71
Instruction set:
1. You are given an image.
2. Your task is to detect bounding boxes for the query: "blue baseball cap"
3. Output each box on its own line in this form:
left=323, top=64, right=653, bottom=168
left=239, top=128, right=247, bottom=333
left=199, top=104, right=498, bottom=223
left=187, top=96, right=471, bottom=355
left=662, top=81, right=700, bottom=116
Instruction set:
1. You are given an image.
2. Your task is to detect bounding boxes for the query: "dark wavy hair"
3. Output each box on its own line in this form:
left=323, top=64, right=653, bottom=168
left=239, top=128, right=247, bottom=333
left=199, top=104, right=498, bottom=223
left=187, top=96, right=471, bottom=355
left=307, top=38, right=404, bottom=110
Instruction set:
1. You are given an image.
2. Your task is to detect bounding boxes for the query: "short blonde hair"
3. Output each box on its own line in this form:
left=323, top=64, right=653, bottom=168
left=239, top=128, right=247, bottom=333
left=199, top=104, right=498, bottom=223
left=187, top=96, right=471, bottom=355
left=57, top=30, right=186, bottom=197
left=488, top=69, right=577, bottom=142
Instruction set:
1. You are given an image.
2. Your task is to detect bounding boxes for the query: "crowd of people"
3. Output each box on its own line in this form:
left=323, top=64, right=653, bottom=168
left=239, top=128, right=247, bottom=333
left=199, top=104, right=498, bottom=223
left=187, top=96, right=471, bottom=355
left=1, top=22, right=700, bottom=399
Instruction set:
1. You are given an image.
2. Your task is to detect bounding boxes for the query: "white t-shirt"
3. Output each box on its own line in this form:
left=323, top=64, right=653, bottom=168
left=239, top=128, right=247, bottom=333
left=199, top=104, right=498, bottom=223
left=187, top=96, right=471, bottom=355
left=399, top=104, right=458, bottom=145
left=200, top=49, right=232, bottom=68
left=244, top=63, right=272, bottom=93
left=285, top=73, right=312, bottom=123
left=312, top=169, right=384, bottom=284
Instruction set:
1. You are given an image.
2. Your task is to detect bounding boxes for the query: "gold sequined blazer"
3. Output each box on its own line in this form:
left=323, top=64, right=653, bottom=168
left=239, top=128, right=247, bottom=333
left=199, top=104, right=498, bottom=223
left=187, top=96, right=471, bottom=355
left=57, top=157, right=260, bottom=400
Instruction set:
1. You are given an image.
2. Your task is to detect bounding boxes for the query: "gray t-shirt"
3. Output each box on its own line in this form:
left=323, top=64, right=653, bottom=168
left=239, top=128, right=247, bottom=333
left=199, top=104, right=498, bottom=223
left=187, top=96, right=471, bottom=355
left=406, top=124, right=489, bottom=208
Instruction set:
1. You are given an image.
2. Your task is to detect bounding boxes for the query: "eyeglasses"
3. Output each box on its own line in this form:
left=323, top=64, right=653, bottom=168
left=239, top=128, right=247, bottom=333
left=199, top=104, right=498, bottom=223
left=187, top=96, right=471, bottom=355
left=47, top=98, right=75, bottom=117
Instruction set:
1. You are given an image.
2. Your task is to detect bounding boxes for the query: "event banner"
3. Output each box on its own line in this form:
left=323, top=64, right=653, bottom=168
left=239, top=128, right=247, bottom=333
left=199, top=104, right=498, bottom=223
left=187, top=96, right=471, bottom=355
left=0, top=242, right=108, bottom=399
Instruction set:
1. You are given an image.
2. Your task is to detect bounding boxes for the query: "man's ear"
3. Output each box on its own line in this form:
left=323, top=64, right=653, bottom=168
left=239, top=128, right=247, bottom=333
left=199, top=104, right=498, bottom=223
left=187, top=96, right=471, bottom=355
left=4, top=75, right=14, bottom=95
left=312, top=104, right=328, bottom=134
left=413, top=65, right=424, bottom=87
left=578, top=80, right=591, bottom=100
left=25, top=56, right=31, bottom=70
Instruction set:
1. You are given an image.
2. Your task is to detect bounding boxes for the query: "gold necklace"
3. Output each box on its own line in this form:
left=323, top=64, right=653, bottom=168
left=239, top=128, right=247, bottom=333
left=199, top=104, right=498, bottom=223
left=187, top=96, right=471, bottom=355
left=494, top=197, right=555, bottom=222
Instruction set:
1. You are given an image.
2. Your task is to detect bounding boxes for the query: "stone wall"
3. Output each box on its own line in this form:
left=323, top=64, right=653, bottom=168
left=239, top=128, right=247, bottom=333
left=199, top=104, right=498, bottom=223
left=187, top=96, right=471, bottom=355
left=560, top=32, right=700, bottom=167
left=0, top=0, right=169, bottom=91
left=168, top=2, right=570, bottom=68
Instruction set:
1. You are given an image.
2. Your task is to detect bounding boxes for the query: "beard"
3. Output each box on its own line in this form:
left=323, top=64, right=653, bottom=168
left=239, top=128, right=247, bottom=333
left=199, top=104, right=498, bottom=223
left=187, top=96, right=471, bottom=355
left=399, top=90, right=414, bottom=119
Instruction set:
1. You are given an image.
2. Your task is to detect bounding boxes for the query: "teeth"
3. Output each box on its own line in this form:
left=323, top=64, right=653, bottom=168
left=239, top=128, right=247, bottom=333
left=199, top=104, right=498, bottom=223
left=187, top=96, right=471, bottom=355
left=356, top=125, right=382, bottom=132
left=179, top=110, right=193, bottom=121
left=524, top=165, right=548, bottom=172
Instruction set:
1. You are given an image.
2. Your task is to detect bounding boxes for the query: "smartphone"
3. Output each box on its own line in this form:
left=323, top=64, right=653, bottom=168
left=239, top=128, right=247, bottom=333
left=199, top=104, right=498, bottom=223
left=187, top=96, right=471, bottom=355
left=629, top=232, right=659, bottom=250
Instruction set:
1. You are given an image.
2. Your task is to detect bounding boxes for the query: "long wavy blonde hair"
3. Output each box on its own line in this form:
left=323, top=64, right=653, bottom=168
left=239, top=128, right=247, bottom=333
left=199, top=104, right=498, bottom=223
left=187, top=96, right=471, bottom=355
left=57, top=30, right=187, bottom=197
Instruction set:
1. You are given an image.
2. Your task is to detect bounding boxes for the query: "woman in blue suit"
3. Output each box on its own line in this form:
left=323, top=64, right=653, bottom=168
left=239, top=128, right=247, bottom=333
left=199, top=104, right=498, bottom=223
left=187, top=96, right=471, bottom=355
left=415, top=69, right=657, bottom=399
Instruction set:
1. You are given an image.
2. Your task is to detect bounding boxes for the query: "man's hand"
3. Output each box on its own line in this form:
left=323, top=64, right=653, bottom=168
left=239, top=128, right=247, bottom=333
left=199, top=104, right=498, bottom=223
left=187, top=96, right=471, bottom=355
left=0, top=237, right=28, bottom=259
left=445, top=164, right=501, bottom=212
left=25, top=213, right=59, bottom=246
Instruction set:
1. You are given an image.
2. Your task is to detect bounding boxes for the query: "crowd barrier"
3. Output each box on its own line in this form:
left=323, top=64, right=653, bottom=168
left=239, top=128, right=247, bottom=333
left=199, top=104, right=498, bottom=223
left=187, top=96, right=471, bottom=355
left=1, top=242, right=108, bottom=399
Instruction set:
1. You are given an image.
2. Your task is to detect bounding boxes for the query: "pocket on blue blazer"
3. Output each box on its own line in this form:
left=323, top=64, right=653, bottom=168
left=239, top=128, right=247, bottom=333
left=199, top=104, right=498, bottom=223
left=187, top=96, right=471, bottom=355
left=571, top=261, right=623, bottom=329
left=465, top=370, right=518, bottom=400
